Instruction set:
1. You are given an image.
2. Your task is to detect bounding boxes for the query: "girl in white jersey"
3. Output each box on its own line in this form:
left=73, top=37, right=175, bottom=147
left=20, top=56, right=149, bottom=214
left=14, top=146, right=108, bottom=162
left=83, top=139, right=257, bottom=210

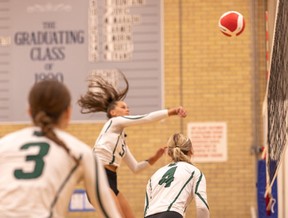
left=78, top=71, right=187, bottom=218
left=0, top=80, right=121, bottom=218
left=144, top=133, right=210, bottom=218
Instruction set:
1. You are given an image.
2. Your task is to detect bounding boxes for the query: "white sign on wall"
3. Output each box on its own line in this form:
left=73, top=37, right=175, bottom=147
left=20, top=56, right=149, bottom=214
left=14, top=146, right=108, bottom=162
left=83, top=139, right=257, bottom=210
left=187, top=122, right=227, bottom=163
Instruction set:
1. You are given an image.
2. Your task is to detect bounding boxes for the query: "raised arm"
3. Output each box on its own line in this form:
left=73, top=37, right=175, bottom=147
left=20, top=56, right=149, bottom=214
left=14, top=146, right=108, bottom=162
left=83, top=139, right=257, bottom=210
left=115, top=107, right=187, bottom=128
left=168, top=106, right=187, bottom=117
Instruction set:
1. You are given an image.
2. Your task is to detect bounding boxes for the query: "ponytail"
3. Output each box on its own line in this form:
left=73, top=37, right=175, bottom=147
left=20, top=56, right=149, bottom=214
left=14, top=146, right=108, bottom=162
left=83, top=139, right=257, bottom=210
left=29, top=80, right=79, bottom=163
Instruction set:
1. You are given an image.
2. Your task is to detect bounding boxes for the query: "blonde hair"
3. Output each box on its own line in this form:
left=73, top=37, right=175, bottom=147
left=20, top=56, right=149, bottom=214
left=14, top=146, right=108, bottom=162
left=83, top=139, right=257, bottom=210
left=167, top=133, right=193, bottom=164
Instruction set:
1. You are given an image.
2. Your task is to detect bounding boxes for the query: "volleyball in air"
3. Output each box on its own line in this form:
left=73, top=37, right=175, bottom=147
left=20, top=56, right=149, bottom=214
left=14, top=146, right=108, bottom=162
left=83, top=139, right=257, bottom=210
left=218, top=11, right=245, bottom=37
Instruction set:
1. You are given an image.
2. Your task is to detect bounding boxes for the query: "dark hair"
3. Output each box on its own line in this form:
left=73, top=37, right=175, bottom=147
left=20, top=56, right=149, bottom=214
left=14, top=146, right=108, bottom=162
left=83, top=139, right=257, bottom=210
left=77, top=70, right=129, bottom=118
left=167, top=133, right=193, bottom=164
left=29, top=79, right=77, bottom=162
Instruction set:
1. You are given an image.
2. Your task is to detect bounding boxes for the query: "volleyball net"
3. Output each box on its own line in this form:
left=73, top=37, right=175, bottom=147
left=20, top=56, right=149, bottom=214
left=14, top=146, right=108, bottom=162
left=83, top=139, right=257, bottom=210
left=263, top=0, right=288, bottom=214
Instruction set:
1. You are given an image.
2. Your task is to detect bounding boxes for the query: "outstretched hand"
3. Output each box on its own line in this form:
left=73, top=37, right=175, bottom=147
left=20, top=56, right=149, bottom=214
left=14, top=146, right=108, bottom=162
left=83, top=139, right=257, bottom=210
left=168, top=106, right=187, bottom=118
left=147, top=146, right=166, bottom=165
left=155, top=147, right=166, bottom=158
left=176, top=106, right=187, bottom=118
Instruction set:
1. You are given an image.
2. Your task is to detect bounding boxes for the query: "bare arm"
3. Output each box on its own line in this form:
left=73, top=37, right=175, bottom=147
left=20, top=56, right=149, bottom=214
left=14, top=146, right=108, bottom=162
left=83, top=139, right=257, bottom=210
left=146, top=147, right=166, bottom=165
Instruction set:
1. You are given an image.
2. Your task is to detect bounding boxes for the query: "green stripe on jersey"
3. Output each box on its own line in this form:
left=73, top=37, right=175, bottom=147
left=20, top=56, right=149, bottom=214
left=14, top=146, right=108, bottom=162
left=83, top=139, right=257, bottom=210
left=167, top=171, right=195, bottom=211
left=94, top=156, right=110, bottom=217
left=195, top=172, right=209, bottom=209
left=122, top=115, right=147, bottom=119
left=109, top=133, right=121, bottom=165
left=144, top=191, right=149, bottom=217
left=104, top=120, right=113, bottom=133
left=48, top=156, right=82, bottom=218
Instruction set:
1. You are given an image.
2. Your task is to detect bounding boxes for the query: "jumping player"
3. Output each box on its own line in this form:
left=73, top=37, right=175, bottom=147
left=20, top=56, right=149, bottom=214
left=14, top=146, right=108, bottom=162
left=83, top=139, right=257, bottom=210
left=77, top=71, right=187, bottom=218
left=0, top=80, right=121, bottom=218
left=144, top=133, right=210, bottom=218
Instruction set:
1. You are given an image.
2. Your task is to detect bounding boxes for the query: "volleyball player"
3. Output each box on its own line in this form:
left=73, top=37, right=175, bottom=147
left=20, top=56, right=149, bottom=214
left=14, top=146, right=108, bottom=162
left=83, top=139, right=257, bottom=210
left=77, top=71, right=187, bottom=218
left=0, top=80, right=121, bottom=218
left=144, top=133, right=210, bottom=218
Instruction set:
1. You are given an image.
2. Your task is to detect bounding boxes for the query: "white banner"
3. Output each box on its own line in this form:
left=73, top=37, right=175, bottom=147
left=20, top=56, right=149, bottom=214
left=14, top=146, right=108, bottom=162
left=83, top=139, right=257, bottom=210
left=0, top=0, right=163, bottom=123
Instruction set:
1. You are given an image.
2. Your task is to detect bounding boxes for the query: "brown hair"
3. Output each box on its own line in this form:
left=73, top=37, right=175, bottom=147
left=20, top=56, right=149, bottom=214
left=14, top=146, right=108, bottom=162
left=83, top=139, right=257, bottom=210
left=167, top=133, right=193, bottom=164
left=77, top=71, right=129, bottom=118
left=29, top=79, right=77, bottom=162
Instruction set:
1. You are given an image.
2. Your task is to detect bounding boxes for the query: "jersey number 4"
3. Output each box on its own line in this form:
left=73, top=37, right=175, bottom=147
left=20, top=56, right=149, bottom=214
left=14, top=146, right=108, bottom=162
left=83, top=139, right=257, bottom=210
left=14, top=142, right=50, bottom=179
left=158, top=166, right=177, bottom=188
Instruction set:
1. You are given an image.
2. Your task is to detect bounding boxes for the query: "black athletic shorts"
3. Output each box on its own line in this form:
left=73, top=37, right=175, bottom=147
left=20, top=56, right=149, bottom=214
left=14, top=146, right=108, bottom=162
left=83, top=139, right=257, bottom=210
left=145, top=211, right=182, bottom=218
left=105, top=168, right=119, bottom=196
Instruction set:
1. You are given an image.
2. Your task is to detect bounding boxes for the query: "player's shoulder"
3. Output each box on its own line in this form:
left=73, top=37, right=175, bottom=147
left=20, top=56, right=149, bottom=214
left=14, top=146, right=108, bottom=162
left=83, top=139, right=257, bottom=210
left=0, top=127, right=33, bottom=143
left=0, top=127, right=36, bottom=152
left=178, top=161, right=204, bottom=176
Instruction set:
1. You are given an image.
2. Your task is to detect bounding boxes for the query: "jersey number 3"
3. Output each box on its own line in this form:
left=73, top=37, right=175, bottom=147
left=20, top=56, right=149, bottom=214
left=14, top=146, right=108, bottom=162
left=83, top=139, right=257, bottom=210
left=14, top=142, right=50, bottom=179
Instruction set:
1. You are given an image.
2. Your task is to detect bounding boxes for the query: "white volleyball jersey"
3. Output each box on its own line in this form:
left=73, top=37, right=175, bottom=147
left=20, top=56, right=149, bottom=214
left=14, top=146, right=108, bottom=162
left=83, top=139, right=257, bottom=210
left=144, top=161, right=209, bottom=218
left=0, top=127, right=121, bottom=218
left=93, top=109, right=168, bottom=167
